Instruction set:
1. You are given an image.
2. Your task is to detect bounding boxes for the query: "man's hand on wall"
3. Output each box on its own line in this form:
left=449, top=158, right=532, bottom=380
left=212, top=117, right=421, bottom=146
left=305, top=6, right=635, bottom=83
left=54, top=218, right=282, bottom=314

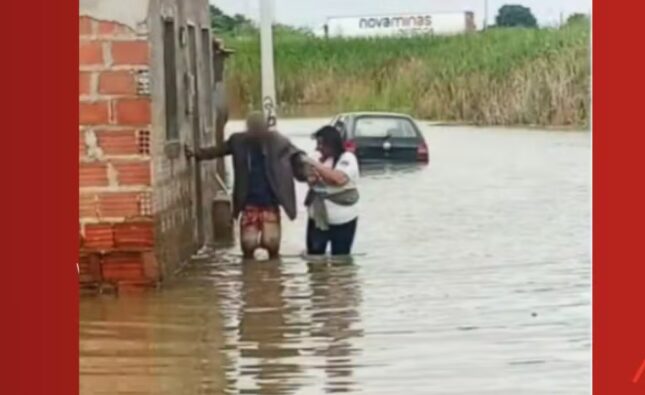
left=184, top=144, right=195, bottom=160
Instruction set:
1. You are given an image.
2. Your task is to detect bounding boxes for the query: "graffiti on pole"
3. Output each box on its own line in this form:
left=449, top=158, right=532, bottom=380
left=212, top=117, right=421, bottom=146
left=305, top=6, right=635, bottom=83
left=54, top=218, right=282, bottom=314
left=263, top=96, right=277, bottom=127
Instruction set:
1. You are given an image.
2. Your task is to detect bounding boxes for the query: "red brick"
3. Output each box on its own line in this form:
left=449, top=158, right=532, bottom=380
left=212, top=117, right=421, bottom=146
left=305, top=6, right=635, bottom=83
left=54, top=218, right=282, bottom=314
left=97, top=21, right=117, bottom=34
left=99, top=192, right=140, bottom=218
left=79, top=194, right=97, bottom=218
left=78, top=252, right=103, bottom=284
left=79, top=101, right=109, bottom=125
left=79, top=16, right=93, bottom=36
left=113, top=161, right=151, bottom=186
left=98, top=71, right=136, bottom=95
left=115, top=99, right=151, bottom=125
left=96, top=130, right=138, bottom=155
left=79, top=40, right=103, bottom=65
left=141, top=251, right=159, bottom=280
left=79, top=271, right=95, bottom=284
left=103, top=266, right=144, bottom=281
left=111, top=41, right=149, bottom=65
left=78, top=253, right=91, bottom=282
left=79, top=133, right=86, bottom=157
left=84, top=223, right=114, bottom=250
left=79, top=162, right=108, bottom=187
left=101, top=252, right=144, bottom=281
left=98, top=21, right=134, bottom=35
left=114, top=222, right=154, bottom=248
left=79, top=72, right=91, bottom=95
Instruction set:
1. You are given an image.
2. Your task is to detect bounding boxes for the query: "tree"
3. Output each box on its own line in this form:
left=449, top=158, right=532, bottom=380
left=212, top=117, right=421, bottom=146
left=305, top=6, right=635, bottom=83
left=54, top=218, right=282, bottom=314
left=210, top=5, right=255, bottom=34
left=495, top=5, right=538, bottom=28
left=274, top=24, right=314, bottom=38
left=209, top=5, right=312, bottom=38
left=566, top=13, right=589, bottom=26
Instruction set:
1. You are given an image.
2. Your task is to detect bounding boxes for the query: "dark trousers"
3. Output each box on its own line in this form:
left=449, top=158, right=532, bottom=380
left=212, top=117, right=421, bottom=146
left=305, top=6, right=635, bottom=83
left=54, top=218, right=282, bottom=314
left=306, top=218, right=357, bottom=256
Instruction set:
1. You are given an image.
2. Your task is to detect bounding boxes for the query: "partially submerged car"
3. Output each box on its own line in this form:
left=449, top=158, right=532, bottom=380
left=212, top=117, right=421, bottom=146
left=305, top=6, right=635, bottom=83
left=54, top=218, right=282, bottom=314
left=329, top=112, right=429, bottom=163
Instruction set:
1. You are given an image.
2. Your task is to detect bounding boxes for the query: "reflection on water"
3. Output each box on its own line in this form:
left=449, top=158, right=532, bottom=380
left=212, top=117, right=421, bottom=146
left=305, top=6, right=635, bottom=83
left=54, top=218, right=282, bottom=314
left=79, top=280, right=229, bottom=395
left=307, top=262, right=362, bottom=394
left=212, top=258, right=363, bottom=394
left=80, top=120, right=590, bottom=394
left=236, top=260, right=304, bottom=394
left=358, top=162, right=426, bottom=177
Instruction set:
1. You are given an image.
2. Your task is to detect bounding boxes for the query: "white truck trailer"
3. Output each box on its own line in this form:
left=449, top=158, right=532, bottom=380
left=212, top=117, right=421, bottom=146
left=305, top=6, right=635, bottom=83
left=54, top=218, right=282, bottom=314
left=324, top=11, right=476, bottom=38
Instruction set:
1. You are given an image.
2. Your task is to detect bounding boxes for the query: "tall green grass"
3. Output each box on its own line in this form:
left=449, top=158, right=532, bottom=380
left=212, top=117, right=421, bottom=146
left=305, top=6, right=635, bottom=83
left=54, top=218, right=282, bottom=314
left=224, top=22, right=590, bottom=127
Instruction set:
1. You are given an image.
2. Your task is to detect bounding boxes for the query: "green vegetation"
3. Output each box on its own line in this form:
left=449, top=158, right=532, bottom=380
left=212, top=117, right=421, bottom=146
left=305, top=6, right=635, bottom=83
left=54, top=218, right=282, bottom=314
left=566, top=13, right=591, bottom=26
left=211, top=0, right=589, bottom=128
left=210, top=5, right=313, bottom=38
left=495, top=5, right=538, bottom=28
left=210, top=5, right=255, bottom=36
left=223, top=21, right=589, bottom=127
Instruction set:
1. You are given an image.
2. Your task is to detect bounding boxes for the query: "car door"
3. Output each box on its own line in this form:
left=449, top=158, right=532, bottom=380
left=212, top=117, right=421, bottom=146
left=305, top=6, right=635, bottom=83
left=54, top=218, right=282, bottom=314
left=350, top=116, right=389, bottom=160
left=385, top=118, right=423, bottom=161
left=353, top=116, right=422, bottom=161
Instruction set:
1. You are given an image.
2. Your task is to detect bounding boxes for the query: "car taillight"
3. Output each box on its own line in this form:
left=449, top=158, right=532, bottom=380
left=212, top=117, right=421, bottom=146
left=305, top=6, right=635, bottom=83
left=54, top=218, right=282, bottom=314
left=344, top=140, right=357, bottom=153
left=417, top=142, right=429, bottom=162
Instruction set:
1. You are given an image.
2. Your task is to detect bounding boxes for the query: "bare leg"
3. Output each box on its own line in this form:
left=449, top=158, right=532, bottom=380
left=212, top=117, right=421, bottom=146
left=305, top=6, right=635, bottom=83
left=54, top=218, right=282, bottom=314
left=240, top=223, right=261, bottom=259
left=260, top=208, right=282, bottom=259
left=261, top=221, right=282, bottom=259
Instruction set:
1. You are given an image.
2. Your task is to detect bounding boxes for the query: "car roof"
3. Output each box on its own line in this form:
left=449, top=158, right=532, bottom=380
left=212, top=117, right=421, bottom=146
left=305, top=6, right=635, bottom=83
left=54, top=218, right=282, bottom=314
left=334, top=111, right=416, bottom=120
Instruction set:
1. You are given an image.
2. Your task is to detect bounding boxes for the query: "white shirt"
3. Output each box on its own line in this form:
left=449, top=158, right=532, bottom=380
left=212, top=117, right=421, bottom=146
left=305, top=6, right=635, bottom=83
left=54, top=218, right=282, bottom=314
left=308, top=152, right=360, bottom=225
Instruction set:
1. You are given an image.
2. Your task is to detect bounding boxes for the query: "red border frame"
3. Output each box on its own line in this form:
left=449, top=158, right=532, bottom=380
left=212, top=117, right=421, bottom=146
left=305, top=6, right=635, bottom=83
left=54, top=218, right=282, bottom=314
left=2, top=0, right=643, bottom=393
left=593, top=0, right=645, bottom=393
left=1, top=0, right=78, bottom=393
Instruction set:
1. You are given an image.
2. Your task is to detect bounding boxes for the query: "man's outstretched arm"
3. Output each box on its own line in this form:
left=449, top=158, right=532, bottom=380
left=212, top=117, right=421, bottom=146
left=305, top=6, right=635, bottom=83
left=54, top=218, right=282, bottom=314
left=186, top=138, right=232, bottom=161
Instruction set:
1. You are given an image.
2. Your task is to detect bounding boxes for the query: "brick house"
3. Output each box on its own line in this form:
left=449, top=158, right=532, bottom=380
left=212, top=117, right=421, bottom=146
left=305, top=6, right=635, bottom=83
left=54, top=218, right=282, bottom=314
left=79, top=0, right=228, bottom=290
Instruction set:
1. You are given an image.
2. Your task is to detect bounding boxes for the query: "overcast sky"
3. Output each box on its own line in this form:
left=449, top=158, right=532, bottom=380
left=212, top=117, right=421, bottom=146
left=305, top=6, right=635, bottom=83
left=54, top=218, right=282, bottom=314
left=210, top=0, right=591, bottom=30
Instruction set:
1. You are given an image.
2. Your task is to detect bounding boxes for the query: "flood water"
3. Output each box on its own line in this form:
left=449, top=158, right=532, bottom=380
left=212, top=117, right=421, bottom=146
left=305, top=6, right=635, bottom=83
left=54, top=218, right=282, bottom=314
left=80, top=119, right=591, bottom=395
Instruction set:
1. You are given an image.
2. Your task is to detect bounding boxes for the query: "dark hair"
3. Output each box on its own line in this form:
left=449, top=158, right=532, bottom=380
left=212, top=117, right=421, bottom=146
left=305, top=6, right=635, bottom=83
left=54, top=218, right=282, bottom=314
left=314, top=125, right=345, bottom=165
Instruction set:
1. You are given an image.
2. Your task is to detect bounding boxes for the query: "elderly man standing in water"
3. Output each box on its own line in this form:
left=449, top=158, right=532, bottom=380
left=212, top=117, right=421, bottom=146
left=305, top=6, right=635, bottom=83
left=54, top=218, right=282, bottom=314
left=186, top=113, right=308, bottom=259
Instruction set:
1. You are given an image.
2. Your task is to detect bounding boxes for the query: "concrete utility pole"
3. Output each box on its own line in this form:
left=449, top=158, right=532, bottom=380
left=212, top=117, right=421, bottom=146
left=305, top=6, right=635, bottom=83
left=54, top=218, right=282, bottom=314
left=259, top=0, right=277, bottom=127
left=483, top=0, right=489, bottom=29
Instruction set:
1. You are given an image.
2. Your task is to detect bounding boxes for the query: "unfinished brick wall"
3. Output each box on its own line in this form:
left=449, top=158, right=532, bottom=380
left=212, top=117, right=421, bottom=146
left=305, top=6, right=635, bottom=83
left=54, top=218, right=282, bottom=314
left=147, top=0, right=219, bottom=276
left=79, top=0, right=223, bottom=289
left=79, top=16, right=158, bottom=288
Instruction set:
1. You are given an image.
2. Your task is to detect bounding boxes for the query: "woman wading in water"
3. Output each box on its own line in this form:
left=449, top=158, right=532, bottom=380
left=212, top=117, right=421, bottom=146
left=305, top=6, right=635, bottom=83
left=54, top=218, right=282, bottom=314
left=304, top=126, right=360, bottom=256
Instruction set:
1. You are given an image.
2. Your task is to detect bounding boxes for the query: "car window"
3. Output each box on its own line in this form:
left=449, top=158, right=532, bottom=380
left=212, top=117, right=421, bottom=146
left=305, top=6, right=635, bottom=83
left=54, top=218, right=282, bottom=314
left=354, top=117, right=418, bottom=138
left=334, top=117, right=348, bottom=138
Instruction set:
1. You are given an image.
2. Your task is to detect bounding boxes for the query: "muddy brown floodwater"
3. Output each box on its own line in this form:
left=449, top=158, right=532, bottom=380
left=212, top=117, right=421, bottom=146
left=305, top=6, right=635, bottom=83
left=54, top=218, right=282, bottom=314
left=80, top=119, right=591, bottom=395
